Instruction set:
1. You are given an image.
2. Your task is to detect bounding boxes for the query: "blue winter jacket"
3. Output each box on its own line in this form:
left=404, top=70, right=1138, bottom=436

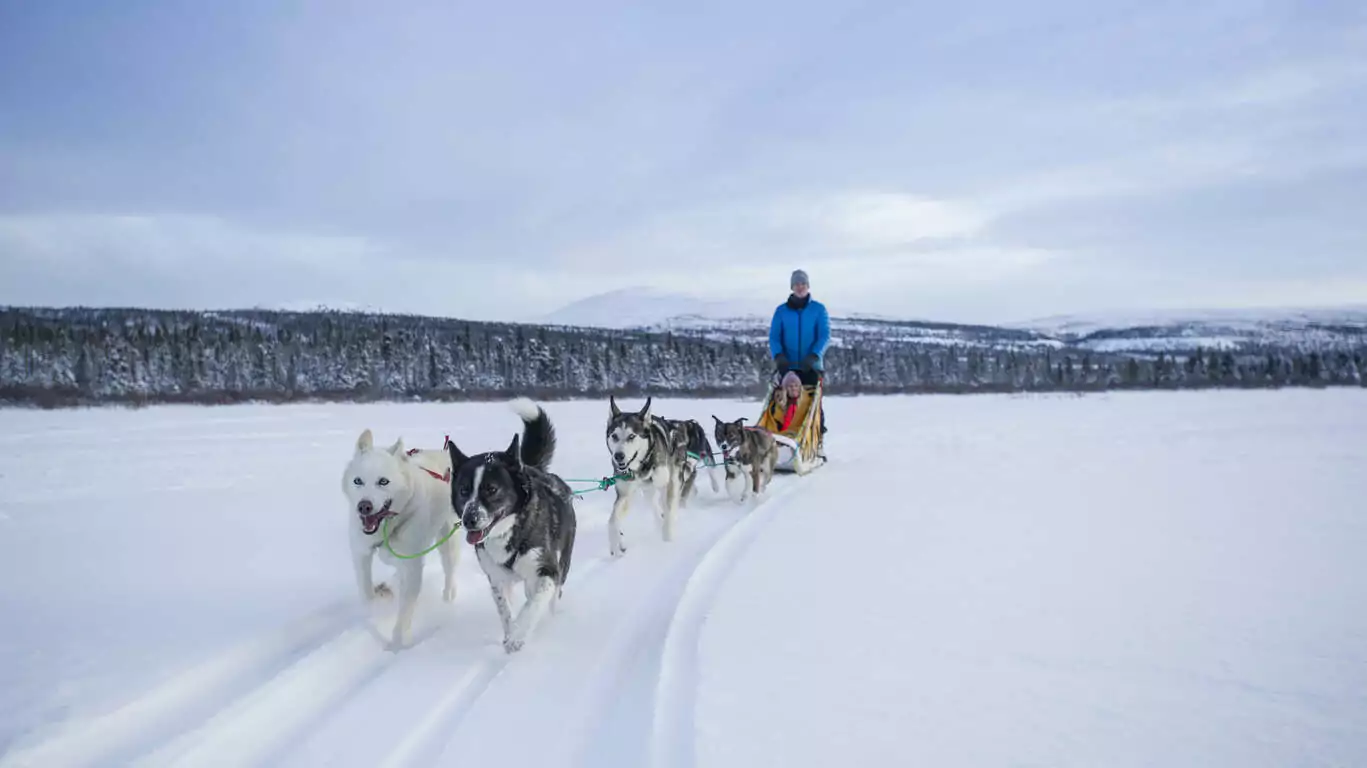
left=769, top=295, right=831, bottom=371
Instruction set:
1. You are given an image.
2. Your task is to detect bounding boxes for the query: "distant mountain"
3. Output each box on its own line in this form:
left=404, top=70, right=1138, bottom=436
left=1010, top=305, right=1367, bottom=353
left=542, top=287, right=769, bottom=330
left=545, top=291, right=1367, bottom=354
left=543, top=288, right=1063, bottom=350
left=1011, top=305, right=1367, bottom=337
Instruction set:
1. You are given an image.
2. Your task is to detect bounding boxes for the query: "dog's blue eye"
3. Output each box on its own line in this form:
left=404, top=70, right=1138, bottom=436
left=353, top=477, right=362, bottom=486
left=377, top=478, right=390, bottom=487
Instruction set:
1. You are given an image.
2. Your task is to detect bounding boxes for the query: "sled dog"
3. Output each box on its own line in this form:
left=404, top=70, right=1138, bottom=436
left=604, top=396, right=689, bottom=556
left=657, top=415, right=723, bottom=502
left=447, top=398, right=577, bottom=654
left=713, top=416, right=779, bottom=500
left=343, top=429, right=461, bottom=648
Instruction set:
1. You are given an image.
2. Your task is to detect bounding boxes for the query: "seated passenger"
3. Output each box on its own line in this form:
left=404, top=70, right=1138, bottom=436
left=768, top=371, right=805, bottom=434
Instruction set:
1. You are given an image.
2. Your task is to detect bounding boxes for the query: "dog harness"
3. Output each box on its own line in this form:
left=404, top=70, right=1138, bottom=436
left=406, top=435, right=453, bottom=483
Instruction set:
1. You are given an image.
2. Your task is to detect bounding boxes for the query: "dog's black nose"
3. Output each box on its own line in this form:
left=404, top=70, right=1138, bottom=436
left=613, top=451, right=625, bottom=464
left=357, top=500, right=373, bottom=515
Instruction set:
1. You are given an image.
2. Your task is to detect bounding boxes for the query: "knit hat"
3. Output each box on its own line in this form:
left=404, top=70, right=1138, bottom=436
left=781, top=371, right=802, bottom=389
left=790, top=269, right=809, bottom=288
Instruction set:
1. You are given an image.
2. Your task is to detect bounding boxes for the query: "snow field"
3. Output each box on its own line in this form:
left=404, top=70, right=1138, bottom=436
left=0, top=389, right=1365, bottom=767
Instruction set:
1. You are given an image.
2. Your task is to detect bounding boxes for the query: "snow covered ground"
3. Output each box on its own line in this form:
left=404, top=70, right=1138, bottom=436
left=1, top=390, right=1365, bottom=767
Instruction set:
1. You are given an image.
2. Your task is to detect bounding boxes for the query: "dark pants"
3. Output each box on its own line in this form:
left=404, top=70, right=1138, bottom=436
left=792, top=368, right=827, bottom=434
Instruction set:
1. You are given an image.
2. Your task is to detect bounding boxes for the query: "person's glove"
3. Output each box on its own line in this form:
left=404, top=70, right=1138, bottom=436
left=774, top=353, right=790, bottom=371
left=801, top=353, right=819, bottom=370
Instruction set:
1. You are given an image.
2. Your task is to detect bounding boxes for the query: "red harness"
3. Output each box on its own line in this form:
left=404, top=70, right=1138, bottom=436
left=407, top=435, right=453, bottom=483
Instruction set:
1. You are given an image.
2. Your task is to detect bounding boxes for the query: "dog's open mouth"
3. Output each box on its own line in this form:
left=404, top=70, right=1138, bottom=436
left=359, top=501, right=396, bottom=536
left=466, top=526, right=488, bottom=546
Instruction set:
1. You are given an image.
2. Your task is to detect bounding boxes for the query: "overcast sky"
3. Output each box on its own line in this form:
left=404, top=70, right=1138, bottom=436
left=2, top=0, right=1365, bottom=325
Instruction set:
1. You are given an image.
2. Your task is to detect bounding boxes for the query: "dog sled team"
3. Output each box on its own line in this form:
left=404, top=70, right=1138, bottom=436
left=341, top=270, right=830, bottom=653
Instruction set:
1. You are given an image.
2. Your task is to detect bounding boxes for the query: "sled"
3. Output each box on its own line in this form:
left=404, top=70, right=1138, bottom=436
left=754, top=376, right=825, bottom=475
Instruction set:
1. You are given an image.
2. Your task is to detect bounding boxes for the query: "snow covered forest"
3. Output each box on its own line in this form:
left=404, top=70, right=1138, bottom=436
left=0, top=306, right=1363, bottom=407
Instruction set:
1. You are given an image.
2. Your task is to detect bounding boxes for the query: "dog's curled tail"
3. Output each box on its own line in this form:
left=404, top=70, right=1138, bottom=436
left=509, top=397, right=556, bottom=471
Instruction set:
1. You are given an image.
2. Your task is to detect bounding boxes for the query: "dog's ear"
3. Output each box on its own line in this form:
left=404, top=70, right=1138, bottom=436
left=356, top=429, right=373, bottom=452
left=446, top=439, right=470, bottom=468
left=388, top=437, right=407, bottom=457
left=504, top=433, right=523, bottom=468
left=712, top=415, right=723, bottom=426
left=638, top=396, right=652, bottom=421
left=609, top=395, right=621, bottom=418
left=733, top=417, right=747, bottom=426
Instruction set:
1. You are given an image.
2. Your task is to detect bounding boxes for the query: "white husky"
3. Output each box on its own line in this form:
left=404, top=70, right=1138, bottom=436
left=342, top=429, right=462, bottom=648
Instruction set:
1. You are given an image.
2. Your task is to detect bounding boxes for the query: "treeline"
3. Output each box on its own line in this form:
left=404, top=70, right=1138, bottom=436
left=0, top=307, right=1362, bottom=407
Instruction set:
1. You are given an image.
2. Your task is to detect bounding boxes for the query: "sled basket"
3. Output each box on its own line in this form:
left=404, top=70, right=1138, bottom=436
left=754, top=377, right=825, bottom=475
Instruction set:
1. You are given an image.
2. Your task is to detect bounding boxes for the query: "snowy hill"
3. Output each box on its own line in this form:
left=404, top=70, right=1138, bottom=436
left=1013, top=304, right=1367, bottom=337
left=1012, top=305, right=1367, bottom=353
left=543, top=289, right=1061, bottom=350
left=547, top=292, right=1367, bottom=354
left=541, top=288, right=768, bottom=331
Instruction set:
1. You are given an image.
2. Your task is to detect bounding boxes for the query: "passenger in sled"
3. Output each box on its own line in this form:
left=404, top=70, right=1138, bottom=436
left=766, top=371, right=808, bottom=437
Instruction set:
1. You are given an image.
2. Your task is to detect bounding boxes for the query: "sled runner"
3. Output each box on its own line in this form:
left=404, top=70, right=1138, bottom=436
left=754, top=376, right=825, bottom=475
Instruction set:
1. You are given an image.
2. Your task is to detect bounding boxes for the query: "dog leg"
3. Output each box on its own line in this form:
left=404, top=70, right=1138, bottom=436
left=736, top=464, right=750, bottom=501
left=391, top=560, right=423, bottom=648
left=680, top=466, right=697, bottom=508
left=354, top=551, right=390, bottom=601
left=609, top=488, right=630, bottom=557
left=662, top=475, right=679, bottom=542
left=439, top=528, right=460, bottom=603
left=490, top=580, right=515, bottom=642
left=505, top=574, right=557, bottom=653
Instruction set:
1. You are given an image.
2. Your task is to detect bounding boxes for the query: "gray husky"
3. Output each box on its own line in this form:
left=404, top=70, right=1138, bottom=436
left=604, top=396, right=688, bottom=556
left=657, top=416, right=723, bottom=502
left=712, top=416, right=779, bottom=501
left=447, top=398, right=576, bottom=654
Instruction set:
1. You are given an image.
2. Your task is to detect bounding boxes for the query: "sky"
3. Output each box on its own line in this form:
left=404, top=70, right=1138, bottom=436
left=1, top=0, right=1365, bottom=326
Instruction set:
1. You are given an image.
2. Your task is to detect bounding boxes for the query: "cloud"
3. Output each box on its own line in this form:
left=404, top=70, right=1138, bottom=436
left=1, top=2, right=1365, bottom=325
left=560, top=190, right=993, bottom=266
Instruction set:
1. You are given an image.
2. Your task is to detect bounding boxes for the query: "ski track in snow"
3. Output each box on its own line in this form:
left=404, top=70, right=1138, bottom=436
left=0, top=405, right=819, bottom=768
left=649, top=475, right=807, bottom=768
left=0, top=516, right=630, bottom=768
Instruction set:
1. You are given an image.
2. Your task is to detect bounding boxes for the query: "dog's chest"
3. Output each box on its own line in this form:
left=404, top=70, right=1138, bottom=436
left=476, top=537, right=519, bottom=585
left=476, top=521, right=544, bottom=585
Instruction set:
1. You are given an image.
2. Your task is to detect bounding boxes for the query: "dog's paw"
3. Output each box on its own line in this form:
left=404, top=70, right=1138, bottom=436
left=442, top=584, right=457, bottom=603
left=503, top=637, right=524, bottom=654
left=373, top=583, right=394, bottom=599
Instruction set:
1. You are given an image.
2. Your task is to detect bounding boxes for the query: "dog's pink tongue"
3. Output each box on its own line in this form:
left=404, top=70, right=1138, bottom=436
left=466, top=529, right=484, bottom=545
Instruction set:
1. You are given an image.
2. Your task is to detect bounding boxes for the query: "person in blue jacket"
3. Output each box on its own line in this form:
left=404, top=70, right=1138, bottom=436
left=769, top=268, right=829, bottom=442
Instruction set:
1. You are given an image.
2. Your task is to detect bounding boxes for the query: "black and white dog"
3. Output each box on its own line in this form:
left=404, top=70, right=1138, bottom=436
left=446, top=398, right=576, bottom=654
left=604, top=396, right=690, bottom=556
left=713, top=416, right=779, bottom=501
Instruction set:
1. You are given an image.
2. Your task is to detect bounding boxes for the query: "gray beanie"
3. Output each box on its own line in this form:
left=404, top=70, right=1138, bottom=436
left=790, top=269, right=809, bottom=288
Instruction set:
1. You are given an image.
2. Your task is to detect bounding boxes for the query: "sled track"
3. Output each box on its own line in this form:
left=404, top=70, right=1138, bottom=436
left=649, top=481, right=797, bottom=768
left=570, top=478, right=805, bottom=768
left=0, top=495, right=613, bottom=768
left=0, top=599, right=359, bottom=768
left=1, top=469, right=817, bottom=768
